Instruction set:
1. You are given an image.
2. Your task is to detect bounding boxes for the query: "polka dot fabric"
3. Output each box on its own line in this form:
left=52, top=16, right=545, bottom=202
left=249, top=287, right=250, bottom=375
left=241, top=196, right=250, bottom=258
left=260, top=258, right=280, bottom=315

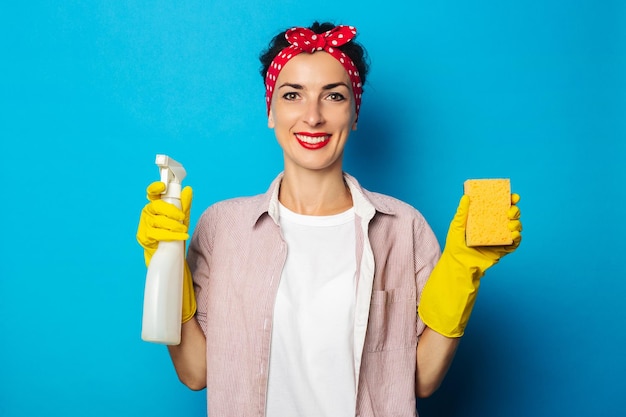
left=265, top=25, right=363, bottom=119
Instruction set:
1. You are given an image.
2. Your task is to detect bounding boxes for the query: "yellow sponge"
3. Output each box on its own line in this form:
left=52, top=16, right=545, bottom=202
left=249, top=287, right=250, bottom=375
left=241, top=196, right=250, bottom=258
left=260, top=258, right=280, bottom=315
left=464, top=179, right=512, bottom=247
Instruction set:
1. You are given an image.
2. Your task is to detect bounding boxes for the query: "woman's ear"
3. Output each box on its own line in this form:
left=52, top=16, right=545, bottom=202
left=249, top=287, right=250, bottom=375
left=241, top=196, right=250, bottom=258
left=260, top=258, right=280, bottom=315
left=352, top=121, right=357, bottom=131
left=268, top=110, right=275, bottom=129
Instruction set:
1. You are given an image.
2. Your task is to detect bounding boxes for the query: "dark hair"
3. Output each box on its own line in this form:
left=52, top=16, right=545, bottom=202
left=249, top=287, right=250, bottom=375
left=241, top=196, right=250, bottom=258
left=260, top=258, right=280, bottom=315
left=259, top=21, right=370, bottom=88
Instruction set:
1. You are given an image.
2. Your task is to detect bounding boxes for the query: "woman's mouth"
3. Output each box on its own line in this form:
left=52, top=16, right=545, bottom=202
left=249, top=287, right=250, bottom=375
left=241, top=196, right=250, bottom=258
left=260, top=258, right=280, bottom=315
left=295, top=133, right=331, bottom=150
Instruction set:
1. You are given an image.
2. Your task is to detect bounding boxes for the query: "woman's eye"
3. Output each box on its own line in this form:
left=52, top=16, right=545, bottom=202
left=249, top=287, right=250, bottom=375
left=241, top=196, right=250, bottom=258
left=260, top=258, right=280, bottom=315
left=282, top=92, right=298, bottom=100
left=327, top=93, right=346, bottom=101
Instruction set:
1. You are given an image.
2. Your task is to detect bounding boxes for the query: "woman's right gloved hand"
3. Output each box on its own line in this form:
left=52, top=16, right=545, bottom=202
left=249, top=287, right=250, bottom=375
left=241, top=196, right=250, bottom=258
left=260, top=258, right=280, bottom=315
left=137, top=181, right=197, bottom=323
left=137, top=181, right=192, bottom=265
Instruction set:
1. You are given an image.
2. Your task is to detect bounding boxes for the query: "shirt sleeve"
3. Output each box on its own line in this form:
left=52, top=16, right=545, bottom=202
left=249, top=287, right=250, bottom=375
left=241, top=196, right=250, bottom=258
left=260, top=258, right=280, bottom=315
left=414, top=215, right=442, bottom=339
left=186, top=206, right=216, bottom=336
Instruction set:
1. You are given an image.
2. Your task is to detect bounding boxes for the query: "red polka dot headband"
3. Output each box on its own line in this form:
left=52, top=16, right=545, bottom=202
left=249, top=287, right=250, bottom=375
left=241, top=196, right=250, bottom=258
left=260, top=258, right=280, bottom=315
left=265, top=25, right=363, bottom=118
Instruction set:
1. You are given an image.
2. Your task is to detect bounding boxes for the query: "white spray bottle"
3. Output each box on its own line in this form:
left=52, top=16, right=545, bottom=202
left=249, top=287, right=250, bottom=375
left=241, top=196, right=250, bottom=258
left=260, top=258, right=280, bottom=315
left=141, top=154, right=187, bottom=345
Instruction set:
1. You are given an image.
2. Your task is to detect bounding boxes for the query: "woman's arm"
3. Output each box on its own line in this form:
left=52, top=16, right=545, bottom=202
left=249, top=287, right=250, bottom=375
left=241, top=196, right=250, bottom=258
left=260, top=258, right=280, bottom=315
left=414, top=193, right=522, bottom=397
left=415, top=327, right=460, bottom=398
left=167, top=318, right=207, bottom=391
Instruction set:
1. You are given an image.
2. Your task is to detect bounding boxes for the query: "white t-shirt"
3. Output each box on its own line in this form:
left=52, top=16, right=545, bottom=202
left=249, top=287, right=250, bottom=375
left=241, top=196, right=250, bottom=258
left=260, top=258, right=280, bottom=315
left=266, top=203, right=357, bottom=417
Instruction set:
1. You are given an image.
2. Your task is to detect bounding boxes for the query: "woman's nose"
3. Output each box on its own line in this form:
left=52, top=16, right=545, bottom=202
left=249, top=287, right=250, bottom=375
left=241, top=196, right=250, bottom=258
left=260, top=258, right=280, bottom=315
left=304, top=100, right=324, bottom=126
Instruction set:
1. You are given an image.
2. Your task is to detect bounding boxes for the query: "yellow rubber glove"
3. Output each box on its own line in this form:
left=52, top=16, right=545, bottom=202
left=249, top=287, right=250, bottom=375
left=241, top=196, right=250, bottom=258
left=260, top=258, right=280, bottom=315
left=137, top=181, right=197, bottom=323
left=418, top=193, right=522, bottom=338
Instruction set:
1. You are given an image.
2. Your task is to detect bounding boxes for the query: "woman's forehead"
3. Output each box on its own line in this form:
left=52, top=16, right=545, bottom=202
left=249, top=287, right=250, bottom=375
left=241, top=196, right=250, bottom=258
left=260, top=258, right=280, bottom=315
left=277, top=51, right=351, bottom=85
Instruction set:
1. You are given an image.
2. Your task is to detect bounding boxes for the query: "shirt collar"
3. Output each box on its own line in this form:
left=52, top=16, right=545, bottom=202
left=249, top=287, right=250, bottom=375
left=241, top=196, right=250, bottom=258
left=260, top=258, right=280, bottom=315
left=251, top=172, right=396, bottom=227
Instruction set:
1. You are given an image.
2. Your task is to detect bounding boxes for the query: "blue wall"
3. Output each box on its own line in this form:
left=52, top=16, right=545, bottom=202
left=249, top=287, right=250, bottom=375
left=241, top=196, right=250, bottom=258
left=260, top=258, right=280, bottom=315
left=1, top=1, right=624, bottom=416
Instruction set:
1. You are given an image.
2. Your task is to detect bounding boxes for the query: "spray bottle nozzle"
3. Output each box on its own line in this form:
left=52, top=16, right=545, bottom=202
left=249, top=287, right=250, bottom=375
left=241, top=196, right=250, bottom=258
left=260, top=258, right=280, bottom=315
left=155, top=154, right=187, bottom=198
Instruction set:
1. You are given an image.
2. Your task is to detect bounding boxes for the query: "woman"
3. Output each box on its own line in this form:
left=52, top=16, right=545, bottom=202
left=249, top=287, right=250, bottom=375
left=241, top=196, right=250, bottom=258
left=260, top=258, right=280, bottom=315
left=137, top=21, right=522, bottom=417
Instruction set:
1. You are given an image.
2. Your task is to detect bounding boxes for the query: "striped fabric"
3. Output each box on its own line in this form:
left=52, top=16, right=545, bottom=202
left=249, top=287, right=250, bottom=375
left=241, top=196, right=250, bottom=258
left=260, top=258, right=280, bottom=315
left=187, top=173, right=441, bottom=416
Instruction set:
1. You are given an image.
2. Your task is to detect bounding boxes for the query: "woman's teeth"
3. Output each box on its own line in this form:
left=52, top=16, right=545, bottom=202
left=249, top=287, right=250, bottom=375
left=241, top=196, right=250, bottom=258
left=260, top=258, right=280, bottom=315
left=295, top=134, right=330, bottom=144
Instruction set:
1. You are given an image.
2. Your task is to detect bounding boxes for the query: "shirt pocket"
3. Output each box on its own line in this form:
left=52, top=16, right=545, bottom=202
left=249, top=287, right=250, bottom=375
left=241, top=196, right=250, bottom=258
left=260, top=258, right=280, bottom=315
left=365, top=286, right=417, bottom=352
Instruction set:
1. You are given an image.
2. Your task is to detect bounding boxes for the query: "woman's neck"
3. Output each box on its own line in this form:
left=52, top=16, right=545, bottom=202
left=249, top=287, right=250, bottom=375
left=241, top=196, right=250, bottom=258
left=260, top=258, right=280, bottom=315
left=279, top=167, right=353, bottom=216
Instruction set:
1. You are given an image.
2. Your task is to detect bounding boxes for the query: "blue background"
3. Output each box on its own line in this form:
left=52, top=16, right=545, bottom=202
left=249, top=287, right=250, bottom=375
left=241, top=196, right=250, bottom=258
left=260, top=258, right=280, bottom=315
left=1, top=1, right=624, bottom=416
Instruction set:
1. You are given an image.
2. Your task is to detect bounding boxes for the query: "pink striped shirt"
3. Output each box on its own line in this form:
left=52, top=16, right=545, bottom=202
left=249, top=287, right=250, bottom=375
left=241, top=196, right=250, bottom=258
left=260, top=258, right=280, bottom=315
left=187, top=173, right=441, bottom=416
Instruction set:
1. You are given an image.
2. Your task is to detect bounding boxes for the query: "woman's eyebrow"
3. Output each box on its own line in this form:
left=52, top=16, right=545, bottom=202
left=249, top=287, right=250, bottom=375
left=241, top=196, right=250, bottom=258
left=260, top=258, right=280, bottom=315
left=278, top=82, right=303, bottom=90
left=322, top=82, right=350, bottom=90
left=277, top=82, right=350, bottom=90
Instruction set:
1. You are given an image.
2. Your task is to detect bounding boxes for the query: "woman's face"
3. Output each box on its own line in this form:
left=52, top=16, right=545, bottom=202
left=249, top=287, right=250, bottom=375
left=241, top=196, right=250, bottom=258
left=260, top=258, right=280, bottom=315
left=268, top=51, right=357, bottom=175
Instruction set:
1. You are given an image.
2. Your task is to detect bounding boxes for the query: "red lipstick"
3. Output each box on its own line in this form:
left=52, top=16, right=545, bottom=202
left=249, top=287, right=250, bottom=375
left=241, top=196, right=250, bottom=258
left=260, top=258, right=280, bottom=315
left=295, top=132, right=331, bottom=150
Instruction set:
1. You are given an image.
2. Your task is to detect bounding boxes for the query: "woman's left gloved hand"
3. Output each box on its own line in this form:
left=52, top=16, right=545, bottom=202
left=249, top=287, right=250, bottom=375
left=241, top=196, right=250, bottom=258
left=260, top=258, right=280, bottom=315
left=418, top=194, right=522, bottom=338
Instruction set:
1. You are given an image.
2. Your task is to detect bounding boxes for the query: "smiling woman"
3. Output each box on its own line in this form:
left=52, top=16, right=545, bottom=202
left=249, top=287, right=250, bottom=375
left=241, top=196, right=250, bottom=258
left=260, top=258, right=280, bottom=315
left=135, top=20, right=523, bottom=417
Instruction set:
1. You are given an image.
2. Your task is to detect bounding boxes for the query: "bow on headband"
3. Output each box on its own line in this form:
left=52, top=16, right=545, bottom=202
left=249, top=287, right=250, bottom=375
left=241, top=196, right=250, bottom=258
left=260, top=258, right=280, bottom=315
left=265, top=25, right=363, bottom=118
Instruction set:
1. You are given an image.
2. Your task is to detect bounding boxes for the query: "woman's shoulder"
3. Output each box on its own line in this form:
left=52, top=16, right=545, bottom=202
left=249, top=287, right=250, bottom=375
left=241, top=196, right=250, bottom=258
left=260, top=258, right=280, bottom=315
left=355, top=186, right=427, bottom=223
left=345, top=173, right=425, bottom=218
left=366, top=190, right=422, bottom=214
left=199, top=193, right=267, bottom=220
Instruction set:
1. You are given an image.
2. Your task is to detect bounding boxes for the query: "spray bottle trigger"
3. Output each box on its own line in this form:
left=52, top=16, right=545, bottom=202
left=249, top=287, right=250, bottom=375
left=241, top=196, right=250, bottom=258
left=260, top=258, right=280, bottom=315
left=155, top=154, right=186, bottom=199
left=159, top=166, right=172, bottom=194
